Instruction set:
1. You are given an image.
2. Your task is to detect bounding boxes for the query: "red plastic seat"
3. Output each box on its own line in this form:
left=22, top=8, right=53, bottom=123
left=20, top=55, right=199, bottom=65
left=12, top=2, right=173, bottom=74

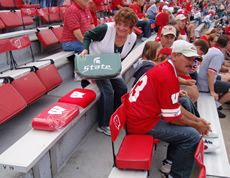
left=32, top=102, right=80, bottom=131
left=16, top=11, right=34, bottom=26
left=58, top=88, right=96, bottom=108
left=0, top=18, right=5, bottom=29
left=0, top=83, right=27, bottom=124
left=11, top=72, right=47, bottom=104
left=194, top=139, right=206, bottom=178
left=109, top=104, right=155, bottom=171
left=36, top=29, right=59, bottom=48
left=48, top=7, right=61, bottom=22
left=36, top=63, right=63, bottom=91
left=51, top=26, right=63, bottom=42
left=0, top=0, right=15, bottom=8
left=0, top=11, right=22, bottom=28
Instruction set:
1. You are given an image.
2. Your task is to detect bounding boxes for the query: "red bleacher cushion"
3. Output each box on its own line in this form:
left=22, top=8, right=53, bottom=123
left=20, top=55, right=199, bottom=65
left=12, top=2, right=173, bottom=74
left=32, top=102, right=80, bottom=131
left=116, top=134, right=154, bottom=170
left=59, top=88, right=96, bottom=108
left=36, top=29, right=59, bottom=48
left=0, top=83, right=27, bottom=124
left=12, top=72, right=47, bottom=104
left=36, top=64, right=63, bottom=91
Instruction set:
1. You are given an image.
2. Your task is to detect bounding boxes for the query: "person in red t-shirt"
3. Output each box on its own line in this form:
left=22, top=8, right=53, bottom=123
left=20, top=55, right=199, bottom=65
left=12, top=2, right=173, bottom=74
left=122, top=40, right=211, bottom=178
left=61, top=0, right=94, bottom=53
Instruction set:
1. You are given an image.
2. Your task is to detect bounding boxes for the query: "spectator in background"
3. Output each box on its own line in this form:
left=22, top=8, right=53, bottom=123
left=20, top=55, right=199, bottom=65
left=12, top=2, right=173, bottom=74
left=122, top=40, right=210, bottom=178
left=129, top=0, right=152, bottom=40
left=80, top=8, right=138, bottom=136
left=133, top=41, right=161, bottom=85
left=61, top=0, right=94, bottom=53
left=157, top=25, right=176, bottom=48
left=197, top=35, right=230, bottom=118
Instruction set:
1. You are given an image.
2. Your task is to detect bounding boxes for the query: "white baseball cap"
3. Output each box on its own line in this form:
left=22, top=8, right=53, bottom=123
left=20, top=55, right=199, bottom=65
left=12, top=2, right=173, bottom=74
left=175, top=14, right=187, bottom=21
left=172, top=40, right=199, bottom=57
left=162, top=5, right=169, bottom=11
left=161, top=25, right=176, bottom=37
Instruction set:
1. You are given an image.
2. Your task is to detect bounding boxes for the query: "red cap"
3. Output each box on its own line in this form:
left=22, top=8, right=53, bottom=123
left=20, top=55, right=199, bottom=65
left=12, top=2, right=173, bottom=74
left=158, top=47, right=172, bottom=56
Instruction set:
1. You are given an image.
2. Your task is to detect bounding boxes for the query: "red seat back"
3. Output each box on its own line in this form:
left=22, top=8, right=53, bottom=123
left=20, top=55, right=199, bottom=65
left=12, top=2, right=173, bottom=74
left=9, top=35, right=31, bottom=50
left=0, top=38, right=12, bottom=53
left=0, top=83, right=27, bottom=124
left=48, top=7, right=61, bottom=22
left=0, top=18, right=5, bottom=29
left=36, top=29, right=59, bottom=48
left=51, top=26, right=63, bottom=42
left=194, top=139, right=206, bottom=178
left=0, top=0, right=15, bottom=8
left=32, top=102, right=80, bottom=131
left=21, top=8, right=38, bottom=17
left=16, top=11, right=34, bottom=26
left=58, top=88, right=96, bottom=108
left=11, top=72, right=47, bottom=104
left=36, top=64, right=63, bottom=91
left=0, top=11, right=22, bottom=28
left=110, top=104, right=126, bottom=142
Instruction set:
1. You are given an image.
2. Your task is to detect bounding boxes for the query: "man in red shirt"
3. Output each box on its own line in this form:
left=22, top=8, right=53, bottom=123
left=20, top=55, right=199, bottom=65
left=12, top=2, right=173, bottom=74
left=61, top=0, right=94, bottom=53
left=122, top=40, right=211, bottom=178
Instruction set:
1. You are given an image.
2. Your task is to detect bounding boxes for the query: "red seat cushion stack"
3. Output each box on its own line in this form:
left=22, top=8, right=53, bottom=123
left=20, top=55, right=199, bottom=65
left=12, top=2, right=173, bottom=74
left=32, top=102, right=80, bottom=131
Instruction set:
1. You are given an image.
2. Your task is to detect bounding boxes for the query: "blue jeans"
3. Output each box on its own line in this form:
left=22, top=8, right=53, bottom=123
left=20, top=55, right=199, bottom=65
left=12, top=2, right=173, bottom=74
left=62, top=41, right=84, bottom=54
left=179, top=96, right=200, bottom=117
left=148, top=120, right=200, bottom=178
left=136, top=20, right=152, bottom=38
left=96, top=78, right=127, bottom=127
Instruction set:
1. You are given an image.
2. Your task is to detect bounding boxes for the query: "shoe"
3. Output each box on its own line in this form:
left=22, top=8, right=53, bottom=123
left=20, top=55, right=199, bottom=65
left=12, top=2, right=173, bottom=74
left=204, top=139, right=219, bottom=153
left=217, top=110, right=226, bottom=118
left=204, top=131, right=218, bottom=138
left=96, top=126, right=111, bottom=136
left=160, top=159, right=172, bottom=174
left=217, top=106, right=223, bottom=110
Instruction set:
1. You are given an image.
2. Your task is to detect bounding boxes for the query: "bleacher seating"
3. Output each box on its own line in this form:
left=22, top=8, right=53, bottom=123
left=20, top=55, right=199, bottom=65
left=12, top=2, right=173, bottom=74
left=50, top=26, right=63, bottom=42
left=0, top=82, right=27, bottom=124
left=198, top=93, right=230, bottom=177
left=36, top=28, right=59, bottom=48
left=109, top=104, right=155, bottom=172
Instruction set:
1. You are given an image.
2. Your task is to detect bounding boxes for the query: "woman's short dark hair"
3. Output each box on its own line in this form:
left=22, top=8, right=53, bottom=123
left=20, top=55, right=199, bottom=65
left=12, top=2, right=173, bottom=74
left=194, top=39, right=209, bottom=54
left=114, top=7, right=138, bottom=28
left=216, top=35, right=229, bottom=48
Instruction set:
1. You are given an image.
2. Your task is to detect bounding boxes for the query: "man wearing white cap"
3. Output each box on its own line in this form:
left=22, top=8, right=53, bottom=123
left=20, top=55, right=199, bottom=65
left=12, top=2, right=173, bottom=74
left=122, top=40, right=211, bottom=178
left=159, top=25, right=176, bottom=48
left=175, top=14, right=188, bottom=41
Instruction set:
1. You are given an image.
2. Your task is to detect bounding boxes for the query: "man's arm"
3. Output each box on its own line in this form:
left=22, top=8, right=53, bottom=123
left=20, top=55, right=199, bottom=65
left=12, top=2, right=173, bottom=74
left=73, top=29, right=84, bottom=43
left=170, top=106, right=211, bottom=135
left=207, top=69, right=219, bottom=100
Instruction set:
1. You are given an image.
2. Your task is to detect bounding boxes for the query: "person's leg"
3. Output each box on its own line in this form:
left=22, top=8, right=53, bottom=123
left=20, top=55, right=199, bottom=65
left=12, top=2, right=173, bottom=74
left=179, top=96, right=200, bottom=117
left=148, top=120, right=200, bottom=178
left=96, top=79, right=114, bottom=127
left=136, top=20, right=151, bottom=38
left=110, top=78, right=127, bottom=110
left=62, top=41, right=84, bottom=54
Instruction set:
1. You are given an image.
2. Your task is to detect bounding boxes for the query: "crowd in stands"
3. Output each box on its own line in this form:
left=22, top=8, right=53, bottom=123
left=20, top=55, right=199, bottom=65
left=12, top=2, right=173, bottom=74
left=1, top=0, right=230, bottom=177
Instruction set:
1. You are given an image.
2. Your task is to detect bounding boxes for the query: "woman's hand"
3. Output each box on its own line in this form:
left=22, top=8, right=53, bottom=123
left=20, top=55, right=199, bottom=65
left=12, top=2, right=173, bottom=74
left=179, top=90, right=188, bottom=97
left=79, top=49, right=89, bottom=57
left=195, top=119, right=211, bottom=135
